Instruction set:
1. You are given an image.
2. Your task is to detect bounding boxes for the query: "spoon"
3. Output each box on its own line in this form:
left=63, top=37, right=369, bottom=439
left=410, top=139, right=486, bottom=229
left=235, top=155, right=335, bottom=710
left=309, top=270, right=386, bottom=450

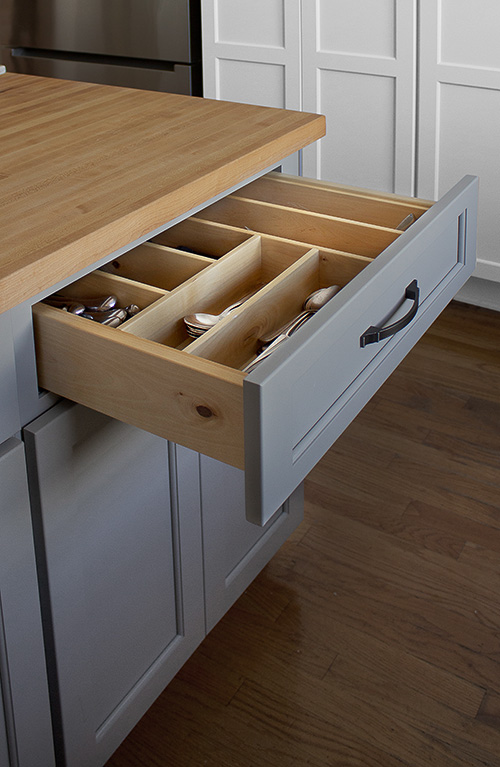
left=258, top=285, right=340, bottom=348
left=184, top=287, right=261, bottom=336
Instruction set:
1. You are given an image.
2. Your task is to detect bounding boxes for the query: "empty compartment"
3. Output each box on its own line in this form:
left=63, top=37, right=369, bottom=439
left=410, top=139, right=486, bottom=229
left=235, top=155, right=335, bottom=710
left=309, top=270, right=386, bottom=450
left=100, top=242, right=214, bottom=290
left=237, top=172, right=432, bottom=229
left=194, top=196, right=402, bottom=258
left=151, top=218, right=253, bottom=259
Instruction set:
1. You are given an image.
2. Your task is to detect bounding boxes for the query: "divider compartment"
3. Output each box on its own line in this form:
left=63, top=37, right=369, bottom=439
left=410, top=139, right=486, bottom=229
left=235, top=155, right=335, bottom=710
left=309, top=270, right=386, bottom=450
left=151, top=218, right=253, bottom=258
left=194, top=196, right=401, bottom=258
left=235, top=172, right=432, bottom=229
left=100, top=242, right=214, bottom=290
left=41, top=270, right=166, bottom=319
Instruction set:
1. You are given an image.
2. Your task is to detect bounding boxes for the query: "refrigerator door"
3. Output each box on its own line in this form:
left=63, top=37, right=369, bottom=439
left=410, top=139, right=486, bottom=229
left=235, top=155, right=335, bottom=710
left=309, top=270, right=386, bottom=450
left=1, top=48, right=195, bottom=93
left=0, top=0, right=199, bottom=63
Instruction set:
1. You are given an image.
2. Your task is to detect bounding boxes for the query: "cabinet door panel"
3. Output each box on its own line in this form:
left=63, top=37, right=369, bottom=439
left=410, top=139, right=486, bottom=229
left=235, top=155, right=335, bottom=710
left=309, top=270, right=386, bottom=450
left=0, top=691, right=10, bottom=767
left=201, top=0, right=301, bottom=173
left=302, top=0, right=416, bottom=195
left=199, top=454, right=303, bottom=632
left=417, top=0, right=500, bottom=283
left=0, top=438, right=55, bottom=767
left=24, top=403, right=204, bottom=767
left=309, top=69, right=397, bottom=191
left=202, top=0, right=300, bottom=107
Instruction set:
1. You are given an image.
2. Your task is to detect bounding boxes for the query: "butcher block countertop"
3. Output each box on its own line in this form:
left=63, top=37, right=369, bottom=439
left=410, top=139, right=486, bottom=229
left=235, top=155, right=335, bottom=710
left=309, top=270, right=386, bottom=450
left=0, top=73, right=325, bottom=313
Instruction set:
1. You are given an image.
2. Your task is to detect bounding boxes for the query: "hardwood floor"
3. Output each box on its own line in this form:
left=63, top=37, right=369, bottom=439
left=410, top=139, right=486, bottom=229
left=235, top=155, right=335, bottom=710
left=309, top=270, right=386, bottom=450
left=106, top=300, right=500, bottom=767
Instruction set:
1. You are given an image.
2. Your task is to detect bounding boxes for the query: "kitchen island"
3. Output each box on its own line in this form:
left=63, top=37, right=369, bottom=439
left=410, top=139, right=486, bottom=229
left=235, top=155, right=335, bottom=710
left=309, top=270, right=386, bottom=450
left=0, top=72, right=477, bottom=767
left=0, top=72, right=324, bottom=767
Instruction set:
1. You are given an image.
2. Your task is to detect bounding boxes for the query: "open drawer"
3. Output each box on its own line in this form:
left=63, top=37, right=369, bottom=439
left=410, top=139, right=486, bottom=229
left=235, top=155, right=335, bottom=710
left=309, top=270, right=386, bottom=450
left=32, top=172, right=478, bottom=525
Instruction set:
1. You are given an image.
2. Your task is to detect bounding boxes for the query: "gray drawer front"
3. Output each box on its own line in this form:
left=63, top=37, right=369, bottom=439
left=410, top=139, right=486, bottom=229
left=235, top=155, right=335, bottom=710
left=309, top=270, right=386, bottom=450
left=243, top=175, right=478, bottom=525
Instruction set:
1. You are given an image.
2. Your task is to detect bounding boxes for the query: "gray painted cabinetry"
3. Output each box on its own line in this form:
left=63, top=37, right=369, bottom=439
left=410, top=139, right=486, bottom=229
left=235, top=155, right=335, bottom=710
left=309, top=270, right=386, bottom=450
left=200, top=455, right=303, bottom=631
left=0, top=438, right=55, bottom=767
left=22, top=403, right=301, bottom=766
left=23, top=403, right=204, bottom=767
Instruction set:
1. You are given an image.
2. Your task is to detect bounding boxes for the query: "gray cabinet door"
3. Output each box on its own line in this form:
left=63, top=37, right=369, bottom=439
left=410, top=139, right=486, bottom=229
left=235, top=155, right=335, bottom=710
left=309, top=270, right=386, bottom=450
left=199, top=454, right=303, bottom=632
left=0, top=690, right=10, bottom=767
left=0, top=437, right=55, bottom=767
left=0, top=312, right=20, bottom=444
left=23, top=403, right=205, bottom=767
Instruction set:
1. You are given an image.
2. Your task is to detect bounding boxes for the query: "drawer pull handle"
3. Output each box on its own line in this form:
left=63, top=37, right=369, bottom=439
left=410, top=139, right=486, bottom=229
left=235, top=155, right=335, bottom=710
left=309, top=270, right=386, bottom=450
left=360, top=279, right=419, bottom=348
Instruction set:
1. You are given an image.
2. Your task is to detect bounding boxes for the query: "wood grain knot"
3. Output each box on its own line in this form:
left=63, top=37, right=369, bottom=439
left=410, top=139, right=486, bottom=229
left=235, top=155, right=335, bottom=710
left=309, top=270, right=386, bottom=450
left=196, top=405, right=214, bottom=419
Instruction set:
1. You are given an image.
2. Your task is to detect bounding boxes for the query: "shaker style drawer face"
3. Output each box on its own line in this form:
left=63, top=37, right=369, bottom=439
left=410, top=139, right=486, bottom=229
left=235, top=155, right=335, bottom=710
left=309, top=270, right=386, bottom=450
left=32, top=173, right=478, bottom=525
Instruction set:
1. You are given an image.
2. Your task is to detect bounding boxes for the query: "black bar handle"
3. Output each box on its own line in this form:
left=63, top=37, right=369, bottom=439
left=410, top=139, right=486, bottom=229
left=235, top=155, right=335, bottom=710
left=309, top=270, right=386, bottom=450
left=360, top=279, right=419, bottom=348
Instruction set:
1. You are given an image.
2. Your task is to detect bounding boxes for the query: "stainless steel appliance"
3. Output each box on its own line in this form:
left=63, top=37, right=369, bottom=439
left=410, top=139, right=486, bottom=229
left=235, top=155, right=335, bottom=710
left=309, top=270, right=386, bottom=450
left=0, top=0, right=201, bottom=95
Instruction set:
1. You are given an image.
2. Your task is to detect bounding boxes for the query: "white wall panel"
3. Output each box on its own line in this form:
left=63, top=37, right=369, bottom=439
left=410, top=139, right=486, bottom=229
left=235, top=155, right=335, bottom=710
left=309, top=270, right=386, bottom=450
left=215, top=0, right=284, bottom=47
left=217, top=59, right=285, bottom=107
left=315, top=70, right=396, bottom=191
left=318, top=0, right=396, bottom=58
left=440, top=0, right=500, bottom=69
left=418, top=0, right=500, bottom=279
left=302, top=0, right=416, bottom=194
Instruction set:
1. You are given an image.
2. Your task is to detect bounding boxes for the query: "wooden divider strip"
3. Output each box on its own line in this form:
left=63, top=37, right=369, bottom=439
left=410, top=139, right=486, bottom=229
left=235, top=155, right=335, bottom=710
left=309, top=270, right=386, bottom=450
left=237, top=174, right=430, bottom=229
left=195, top=196, right=401, bottom=258
left=270, top=172, right=434, bottom=207
left=49, top=269, right=166, bottom=311
left=100, top=242, right=213, bottom=291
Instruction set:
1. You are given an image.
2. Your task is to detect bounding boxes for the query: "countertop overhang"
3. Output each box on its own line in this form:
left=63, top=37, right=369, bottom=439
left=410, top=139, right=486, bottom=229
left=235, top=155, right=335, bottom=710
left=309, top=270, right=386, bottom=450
left=0, top=73, right=325, bottom=313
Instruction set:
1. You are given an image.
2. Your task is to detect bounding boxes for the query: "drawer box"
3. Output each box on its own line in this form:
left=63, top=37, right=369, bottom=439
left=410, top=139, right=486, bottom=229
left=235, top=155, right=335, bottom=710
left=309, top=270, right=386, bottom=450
left=32, top=172, right=478, bottom=525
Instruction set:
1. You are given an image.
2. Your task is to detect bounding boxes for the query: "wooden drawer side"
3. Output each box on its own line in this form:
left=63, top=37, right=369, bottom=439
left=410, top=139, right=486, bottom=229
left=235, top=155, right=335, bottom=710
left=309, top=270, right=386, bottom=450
left=33, top=304, right=246, bottom=469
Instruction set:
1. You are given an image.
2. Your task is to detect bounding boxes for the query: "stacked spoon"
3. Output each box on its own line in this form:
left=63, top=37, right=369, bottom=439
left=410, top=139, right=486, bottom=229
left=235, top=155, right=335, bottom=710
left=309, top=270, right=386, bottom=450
left=44, top=294, right=140, bottom=327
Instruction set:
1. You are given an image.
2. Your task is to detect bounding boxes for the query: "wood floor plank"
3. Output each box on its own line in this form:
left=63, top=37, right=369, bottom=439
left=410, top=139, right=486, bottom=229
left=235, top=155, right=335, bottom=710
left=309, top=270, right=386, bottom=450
left=326, top=654, right=497, bottom=766
left=307, top=480, right=467, bottom=559
left=229, top=676, right=414, bottom=767
left=276, top=520, right=500, bottom=691
left=476, top=689, right=500, bottom=731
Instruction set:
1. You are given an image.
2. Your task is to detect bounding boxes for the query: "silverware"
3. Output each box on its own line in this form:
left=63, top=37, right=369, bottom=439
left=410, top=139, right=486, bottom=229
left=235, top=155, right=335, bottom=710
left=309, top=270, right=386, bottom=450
left=44, top=297, right=86, bottom=314
left=51, top=294, right=118, bottom=311
left=258, top=285, right=340, bottom=348
left=184, top=286, right=262, bottom=338
left=243, top=312, right=312, bottom=373
left=124, top=304, right=140, bottom=317
left=243, top=284, right=340, bottom=373
left=81, top=308, right=128, bottom=324
left=45, top=293, right=139, bottom=327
